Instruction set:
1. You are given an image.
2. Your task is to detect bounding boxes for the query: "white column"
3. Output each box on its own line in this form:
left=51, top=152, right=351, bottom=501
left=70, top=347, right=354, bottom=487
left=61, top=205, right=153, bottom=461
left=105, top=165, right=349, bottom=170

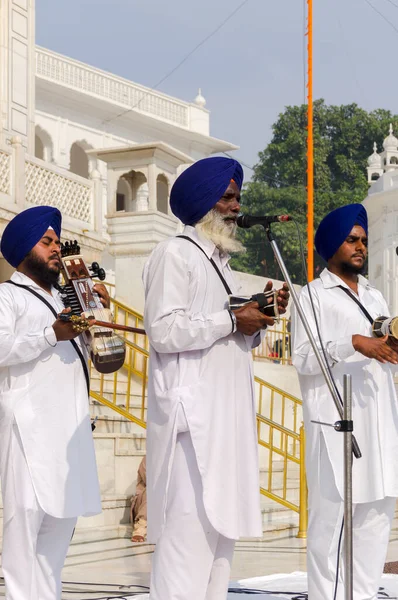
left=147, top=163, right=157, bottom=211
left=11, top=135, right=25, bottom=207
left=107, top=170, right=118, bottom=215
left=90, top=169, right=102, bottom=232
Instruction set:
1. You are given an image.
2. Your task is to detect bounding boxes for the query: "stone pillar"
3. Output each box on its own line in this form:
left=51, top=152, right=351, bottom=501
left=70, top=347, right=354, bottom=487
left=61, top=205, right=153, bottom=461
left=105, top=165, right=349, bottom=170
left=147, top=163, right=157, bottom=211
left=90, top=169, right=103, bottom=232
left=11, top=135, right=25, bottom=207
left=107, top=170, right=118, bottom=215
left=0, top=0, right=36, bottom=152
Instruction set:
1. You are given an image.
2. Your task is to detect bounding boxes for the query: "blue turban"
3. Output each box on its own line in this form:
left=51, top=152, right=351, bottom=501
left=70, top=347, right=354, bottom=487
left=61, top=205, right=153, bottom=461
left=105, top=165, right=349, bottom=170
left=315, top=204, right=368, bottom=263
left=170, top=157, right=243, bottom=225
left=1, top=206, right=62, bottom=268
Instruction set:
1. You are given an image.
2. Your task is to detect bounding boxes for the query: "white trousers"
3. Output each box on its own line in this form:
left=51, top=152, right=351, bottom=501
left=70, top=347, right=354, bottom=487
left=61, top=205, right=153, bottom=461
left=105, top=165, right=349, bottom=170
left=1, top=424, right=77, bottom=600
left=307, top=439, right=396, bottom=600
left=150, top=431, right=235, bottom=600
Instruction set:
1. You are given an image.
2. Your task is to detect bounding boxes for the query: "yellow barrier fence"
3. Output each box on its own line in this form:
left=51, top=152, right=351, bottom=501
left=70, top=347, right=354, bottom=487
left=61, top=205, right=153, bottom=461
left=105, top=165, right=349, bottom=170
left=253, top=317, right=292, bottom=365
left=255, top=377, right=307, bottom=538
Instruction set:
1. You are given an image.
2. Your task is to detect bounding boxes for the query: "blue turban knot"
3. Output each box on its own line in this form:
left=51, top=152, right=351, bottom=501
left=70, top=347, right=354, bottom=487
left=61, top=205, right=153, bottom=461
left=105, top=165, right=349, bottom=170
left=1, top=206, right=62, bottom=268
left=315, top=204, right=368, bottom=263
left=170, top=157, right=244, bottom=225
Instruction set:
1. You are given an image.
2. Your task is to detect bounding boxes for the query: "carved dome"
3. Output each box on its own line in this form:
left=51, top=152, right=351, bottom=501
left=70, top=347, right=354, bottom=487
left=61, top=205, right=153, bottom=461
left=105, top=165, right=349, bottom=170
left=383, top=124, right=398, bottom=151
left=194, top=88, right=206, bottom=108
left=367, top=142, right=382, bottom=168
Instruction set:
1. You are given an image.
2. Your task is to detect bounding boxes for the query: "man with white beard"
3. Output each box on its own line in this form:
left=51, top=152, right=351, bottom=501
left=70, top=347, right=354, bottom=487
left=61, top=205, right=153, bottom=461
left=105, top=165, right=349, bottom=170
left=143, top=156, right=289, bottom=600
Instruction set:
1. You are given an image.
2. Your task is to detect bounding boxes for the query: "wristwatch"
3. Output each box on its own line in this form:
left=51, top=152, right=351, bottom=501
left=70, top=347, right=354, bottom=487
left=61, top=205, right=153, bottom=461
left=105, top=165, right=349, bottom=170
left=228, top=310, right=237, bottom=334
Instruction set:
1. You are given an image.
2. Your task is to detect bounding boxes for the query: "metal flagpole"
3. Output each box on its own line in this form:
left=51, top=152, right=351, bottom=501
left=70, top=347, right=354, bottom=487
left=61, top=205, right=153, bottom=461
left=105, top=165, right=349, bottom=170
left=307, top=0, right=314, bottom=281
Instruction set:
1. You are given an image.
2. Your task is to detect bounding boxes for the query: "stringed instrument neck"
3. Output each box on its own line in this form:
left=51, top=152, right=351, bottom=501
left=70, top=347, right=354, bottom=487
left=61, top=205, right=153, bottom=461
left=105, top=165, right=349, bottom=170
left=59, top=240, right=126, bottom=374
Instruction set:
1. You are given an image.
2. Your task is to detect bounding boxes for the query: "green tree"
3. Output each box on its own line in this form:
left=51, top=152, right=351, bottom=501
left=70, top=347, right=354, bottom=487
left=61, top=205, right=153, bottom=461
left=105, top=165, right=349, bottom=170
left=231, top=100, right=397, bottom=283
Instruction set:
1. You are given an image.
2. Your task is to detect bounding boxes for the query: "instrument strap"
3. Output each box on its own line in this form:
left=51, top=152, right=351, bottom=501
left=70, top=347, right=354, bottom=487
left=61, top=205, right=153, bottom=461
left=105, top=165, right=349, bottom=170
left=177, top=235, right=232, bottom=295
left=5, top=280, right=90, bottom=396
left=337, top=285, right=374, bottom=326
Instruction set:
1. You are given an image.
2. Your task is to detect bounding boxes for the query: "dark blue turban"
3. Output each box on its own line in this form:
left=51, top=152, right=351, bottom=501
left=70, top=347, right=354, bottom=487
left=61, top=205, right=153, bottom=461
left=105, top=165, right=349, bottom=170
left=1, top=206, right=62, bottom=268
left=315, top=204, right=368, bottom=263
left=170, top=157, right=244, bottom=225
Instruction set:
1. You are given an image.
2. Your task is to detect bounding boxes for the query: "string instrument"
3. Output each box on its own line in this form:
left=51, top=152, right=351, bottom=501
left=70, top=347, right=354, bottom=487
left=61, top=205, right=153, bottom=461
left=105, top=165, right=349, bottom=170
left=59, top=240, right=127, bottom=374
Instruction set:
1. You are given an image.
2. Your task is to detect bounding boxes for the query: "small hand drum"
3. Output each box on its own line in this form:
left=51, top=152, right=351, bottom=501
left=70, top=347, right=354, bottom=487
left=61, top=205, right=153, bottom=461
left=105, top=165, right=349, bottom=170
left=229, top=289, right=279, bottom=321
left=372, top=316, right=398, bottom=340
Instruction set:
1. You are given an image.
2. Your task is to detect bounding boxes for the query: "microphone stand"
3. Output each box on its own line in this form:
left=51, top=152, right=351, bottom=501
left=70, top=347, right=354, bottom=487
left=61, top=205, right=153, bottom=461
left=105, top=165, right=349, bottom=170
left=263, top=223, right=358, bottom=600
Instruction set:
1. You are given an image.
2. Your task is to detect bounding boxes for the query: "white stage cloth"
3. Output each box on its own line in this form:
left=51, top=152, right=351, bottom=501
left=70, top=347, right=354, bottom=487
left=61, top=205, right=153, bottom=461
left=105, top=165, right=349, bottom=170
left=132, top=571, right=398, bottom=599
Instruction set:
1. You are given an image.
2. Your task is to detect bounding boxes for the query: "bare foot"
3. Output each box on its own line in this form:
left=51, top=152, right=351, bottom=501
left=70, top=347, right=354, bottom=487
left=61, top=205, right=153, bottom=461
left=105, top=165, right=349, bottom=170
left=131, top=535, right=145, bottom=543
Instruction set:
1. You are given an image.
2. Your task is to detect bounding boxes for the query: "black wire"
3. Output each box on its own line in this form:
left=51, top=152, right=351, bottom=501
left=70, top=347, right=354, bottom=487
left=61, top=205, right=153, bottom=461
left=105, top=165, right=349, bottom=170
left=333, top=517, right=345, bottom=600
left=293, top=220, right=344, bottom=403
left=104, top=0, right=251, bottom=125
left=363, top=0, right=398, bottom=34
left=292, top=219, right=346, bottom=600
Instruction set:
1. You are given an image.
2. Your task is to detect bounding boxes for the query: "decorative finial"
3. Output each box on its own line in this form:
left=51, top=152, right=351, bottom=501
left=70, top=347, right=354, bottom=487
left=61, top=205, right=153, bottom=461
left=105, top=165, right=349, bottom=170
left=373, top=142, right=377, bottom=153
left=194, top=88, right=206, bottom=108
left=390, top=123, right=393, bottom=135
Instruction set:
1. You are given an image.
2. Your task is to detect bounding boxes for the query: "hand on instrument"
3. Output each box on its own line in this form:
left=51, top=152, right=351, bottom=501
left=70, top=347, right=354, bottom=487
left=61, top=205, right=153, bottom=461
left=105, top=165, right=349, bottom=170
left=233, top=301, right=275, bottom=336
left=53, top=308, right=83, bottom=341
left=93, top=283, right=111, bottom=309
left=275, top=282, right=290, bottom=315
left=387, top=336, right=398, bottom=351
left=352, top=334, right=398, bottom=364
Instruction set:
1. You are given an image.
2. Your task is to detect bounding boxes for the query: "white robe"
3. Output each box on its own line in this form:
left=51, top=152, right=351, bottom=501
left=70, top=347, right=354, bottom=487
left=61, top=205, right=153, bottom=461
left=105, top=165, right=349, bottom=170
left=292, top=268, right=398, bottom=504
left=143, top=226, right=263, bottom=542
left=0, top=271, right=101, bottom=519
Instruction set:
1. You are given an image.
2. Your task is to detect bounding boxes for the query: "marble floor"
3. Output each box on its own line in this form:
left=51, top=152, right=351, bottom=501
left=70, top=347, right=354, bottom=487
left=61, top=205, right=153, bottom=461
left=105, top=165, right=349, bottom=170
left=1, top=533, right=398, bottom=598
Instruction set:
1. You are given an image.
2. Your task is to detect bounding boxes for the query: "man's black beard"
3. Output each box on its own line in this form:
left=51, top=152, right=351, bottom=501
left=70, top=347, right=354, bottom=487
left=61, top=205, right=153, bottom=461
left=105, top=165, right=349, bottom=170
left=340, top=259, right=366, bottom=276
left=23, top=251, right=61, bottom=286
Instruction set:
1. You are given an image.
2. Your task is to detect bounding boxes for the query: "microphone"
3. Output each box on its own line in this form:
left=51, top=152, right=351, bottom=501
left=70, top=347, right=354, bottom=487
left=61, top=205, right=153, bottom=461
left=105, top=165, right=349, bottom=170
left=236, top=214, right=292, bottom=229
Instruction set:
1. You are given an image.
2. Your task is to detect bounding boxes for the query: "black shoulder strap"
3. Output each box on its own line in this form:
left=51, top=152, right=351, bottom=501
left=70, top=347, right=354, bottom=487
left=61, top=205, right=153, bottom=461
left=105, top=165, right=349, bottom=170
left=338, top=285, right=374, bottom=326
left=5, top=280, right=90, bottom=395
left=177, top=235, right=232, bottom=296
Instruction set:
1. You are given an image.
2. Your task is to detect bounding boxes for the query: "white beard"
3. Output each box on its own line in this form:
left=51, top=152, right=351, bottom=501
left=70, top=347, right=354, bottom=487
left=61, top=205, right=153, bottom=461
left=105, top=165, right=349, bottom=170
left=195, top=209, right=245, bottom=255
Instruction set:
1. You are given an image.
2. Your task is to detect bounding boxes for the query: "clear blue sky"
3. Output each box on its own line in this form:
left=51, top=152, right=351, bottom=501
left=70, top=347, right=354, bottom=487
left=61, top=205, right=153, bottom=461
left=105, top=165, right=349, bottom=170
left=36, top=0, right=398, bottom=180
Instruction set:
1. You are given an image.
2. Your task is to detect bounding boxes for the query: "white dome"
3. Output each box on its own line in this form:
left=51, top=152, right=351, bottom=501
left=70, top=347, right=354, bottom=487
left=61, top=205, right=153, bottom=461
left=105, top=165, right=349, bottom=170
left=194, top=88, right=206, bottom=108
left=383, top=124, right=398, bottom=151
left=367, top=142, right=382, bottom=168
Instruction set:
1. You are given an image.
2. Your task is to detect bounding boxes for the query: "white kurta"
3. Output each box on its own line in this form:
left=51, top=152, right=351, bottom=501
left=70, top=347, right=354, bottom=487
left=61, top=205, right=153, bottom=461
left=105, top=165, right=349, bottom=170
left=143, top=226, right=263, bottom=542
left=292, top=268, right=398, bottom=504
left=0, top=271, right=101, bottom=519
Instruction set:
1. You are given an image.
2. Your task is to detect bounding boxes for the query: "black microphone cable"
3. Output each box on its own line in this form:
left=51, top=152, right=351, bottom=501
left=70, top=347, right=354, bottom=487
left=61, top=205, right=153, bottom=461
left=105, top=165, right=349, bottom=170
left=289, top=218, right=349, bottom=600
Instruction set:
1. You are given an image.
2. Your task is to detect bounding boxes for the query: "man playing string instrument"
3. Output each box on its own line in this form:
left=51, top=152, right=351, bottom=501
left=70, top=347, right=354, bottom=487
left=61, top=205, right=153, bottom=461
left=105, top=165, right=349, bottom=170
left=143, top=157, right=290, bottom=600
left=0, top=206, right=109, bottom=600
left=292, top=204, right=398, bottom=600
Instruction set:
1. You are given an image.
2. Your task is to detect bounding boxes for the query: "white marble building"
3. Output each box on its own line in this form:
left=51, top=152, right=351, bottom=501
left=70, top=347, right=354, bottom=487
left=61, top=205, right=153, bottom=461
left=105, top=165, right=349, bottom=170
left=0, top=0, right=237, bottom=310
left=364, top=125, right=398, bottom=316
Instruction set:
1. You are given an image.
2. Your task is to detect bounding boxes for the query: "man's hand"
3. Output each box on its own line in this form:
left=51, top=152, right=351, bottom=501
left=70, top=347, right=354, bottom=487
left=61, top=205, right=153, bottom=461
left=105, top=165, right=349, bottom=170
left=52, top=308, right=83, bottom=341
left=233, top=301, right=275, bottom=336
left=93, top=283, right=111, bottom=309
left=387, top=336, right=398, bottom=351
left=263, top=281, right=290, bottom=316
left=352, top=334, right=398, bottom=364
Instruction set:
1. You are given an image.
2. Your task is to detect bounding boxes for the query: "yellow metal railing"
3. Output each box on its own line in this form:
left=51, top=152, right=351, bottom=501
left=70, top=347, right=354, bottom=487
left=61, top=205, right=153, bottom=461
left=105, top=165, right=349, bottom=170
left=255, top=378, right=307, bottom=538
left=253, top=317, right=292, bottom=365
left=89, top=288, right=307, bottom=537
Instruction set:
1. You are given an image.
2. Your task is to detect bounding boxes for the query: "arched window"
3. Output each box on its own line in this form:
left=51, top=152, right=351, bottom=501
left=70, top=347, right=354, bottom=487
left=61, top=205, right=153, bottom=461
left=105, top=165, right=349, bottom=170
left=116, top=176, right=133, bottom=212
left=115, top=171, right=148, bottom=212
left=34, top=126, right=53, bottom=162
left=157, top=174, right=169, bottom=214
left=391, top=156, right=398, bottom=165
left=70, top=142, right=90, bottom=178
left=35, top=135, right=44, bottom=160
left=371, top=173, right=380, bottom=181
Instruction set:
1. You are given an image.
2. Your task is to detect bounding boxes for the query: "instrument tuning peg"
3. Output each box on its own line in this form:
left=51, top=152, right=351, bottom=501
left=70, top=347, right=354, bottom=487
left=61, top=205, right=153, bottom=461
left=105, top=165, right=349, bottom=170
left=97, top=268, right=106, bottom=281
